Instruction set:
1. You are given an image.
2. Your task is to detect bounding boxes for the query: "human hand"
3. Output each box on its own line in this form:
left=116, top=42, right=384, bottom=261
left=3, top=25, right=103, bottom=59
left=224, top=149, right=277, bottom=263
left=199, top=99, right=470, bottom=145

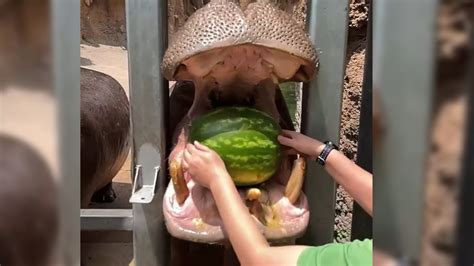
left=182, top=141, right=230, bottom=189
left=277, top=130, right=324, bottom=158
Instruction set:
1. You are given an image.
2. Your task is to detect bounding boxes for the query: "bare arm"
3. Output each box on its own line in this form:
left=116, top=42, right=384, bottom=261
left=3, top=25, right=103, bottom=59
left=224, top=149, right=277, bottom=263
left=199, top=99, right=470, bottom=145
left=183, top=133, right=373, bottom=265
left=321, top=149, right=373, bottom=215
left=210, top=174, right=309, bottom=265
left=183, top=142, right=308, bottom=265
left=278, top=130, right=373, bottom=216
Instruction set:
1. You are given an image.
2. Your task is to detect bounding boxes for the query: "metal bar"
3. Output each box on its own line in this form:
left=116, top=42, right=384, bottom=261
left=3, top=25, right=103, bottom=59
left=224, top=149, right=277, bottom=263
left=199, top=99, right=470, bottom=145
left=51, top=0, right=80, bottom=265
left=373, top=0, right=438, bottom=259
left=299, top=0, right=350, bottom=245
left=81, top=209, right=133, bottom=231
left=454, top=28, right=474, bottom=266
left=351, top=4, right=372, bottom=241
left=126, top=0, right=169, bottom=265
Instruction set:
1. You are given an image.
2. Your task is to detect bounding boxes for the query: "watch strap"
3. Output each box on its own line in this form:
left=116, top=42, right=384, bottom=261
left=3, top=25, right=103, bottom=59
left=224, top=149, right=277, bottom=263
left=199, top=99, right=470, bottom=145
left=316, top=141, right=339, bottom=166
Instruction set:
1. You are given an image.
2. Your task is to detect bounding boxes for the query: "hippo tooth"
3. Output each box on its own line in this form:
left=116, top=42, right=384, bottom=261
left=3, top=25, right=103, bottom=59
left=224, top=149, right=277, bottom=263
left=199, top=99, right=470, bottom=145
left=248, top=199, right=267, bottom=226
left=285, top=157, right=306, bottom=204
left=169, top=159, right=190, bottom=205
left=246, top=188, right=262, bottom=201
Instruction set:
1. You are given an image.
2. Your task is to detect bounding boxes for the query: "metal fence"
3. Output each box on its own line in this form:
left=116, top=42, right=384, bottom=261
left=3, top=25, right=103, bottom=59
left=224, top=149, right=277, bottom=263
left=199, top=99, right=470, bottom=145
left=74, top=0, right=374, bottom=265
left=454, top=24, right=474, bottom=266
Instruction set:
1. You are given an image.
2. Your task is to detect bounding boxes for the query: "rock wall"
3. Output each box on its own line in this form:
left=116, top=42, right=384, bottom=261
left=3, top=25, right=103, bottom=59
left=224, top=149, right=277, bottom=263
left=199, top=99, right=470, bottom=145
left=81, top=0, right=126, bottom=47
left=335, top=0, right=370, bottom=243
left=421, top=1, right=472, bottom=265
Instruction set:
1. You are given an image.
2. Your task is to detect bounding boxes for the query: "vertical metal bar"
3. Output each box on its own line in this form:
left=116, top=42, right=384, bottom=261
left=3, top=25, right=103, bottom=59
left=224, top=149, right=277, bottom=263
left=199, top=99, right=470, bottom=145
left=51, top=0, right=80, bottom=264
left=454, top=31, right=474, bottom=266
left=373, top=0, right=438, bottom=259
left=299, top=0, right=350, bottom=245
left=351, top=4, right=372, bottom=241
left=126, top=0, right=169, bottom=265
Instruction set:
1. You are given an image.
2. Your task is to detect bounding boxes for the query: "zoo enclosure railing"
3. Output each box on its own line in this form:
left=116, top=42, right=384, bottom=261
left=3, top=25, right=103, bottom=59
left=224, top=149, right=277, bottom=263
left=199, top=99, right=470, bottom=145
left=74, top=1, right=374, bottom=265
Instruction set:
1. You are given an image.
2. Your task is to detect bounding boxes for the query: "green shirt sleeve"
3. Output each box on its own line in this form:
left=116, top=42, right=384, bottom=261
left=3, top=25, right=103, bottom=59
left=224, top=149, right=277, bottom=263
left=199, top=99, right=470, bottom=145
left=297, top=239, right=372, bottom=266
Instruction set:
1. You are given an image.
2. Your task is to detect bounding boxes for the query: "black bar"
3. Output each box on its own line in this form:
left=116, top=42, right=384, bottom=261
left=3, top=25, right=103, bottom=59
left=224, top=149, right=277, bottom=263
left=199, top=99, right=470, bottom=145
left=351, top=3, right=373, bottom=241
left=454, top=13, right=474, bottom=265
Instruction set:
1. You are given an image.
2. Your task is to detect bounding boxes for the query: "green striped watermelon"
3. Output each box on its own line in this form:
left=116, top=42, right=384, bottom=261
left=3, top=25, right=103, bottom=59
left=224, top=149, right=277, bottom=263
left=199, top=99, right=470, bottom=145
left=189, top=107, right=281, bottom=186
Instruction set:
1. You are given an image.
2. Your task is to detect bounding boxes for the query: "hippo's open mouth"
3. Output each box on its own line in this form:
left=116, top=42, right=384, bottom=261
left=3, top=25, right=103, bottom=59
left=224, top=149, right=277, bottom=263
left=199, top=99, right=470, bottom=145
left=163, top=83, right=310, bottom=244
left=161, top=0, right=317, bottom=244
left=164, top=171, right=309, bottom=243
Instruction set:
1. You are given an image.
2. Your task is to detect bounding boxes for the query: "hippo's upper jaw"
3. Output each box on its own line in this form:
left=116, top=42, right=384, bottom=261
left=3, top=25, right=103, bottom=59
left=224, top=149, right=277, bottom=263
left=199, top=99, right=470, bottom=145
left=161, top=0, right=318, bottom=84
left=161, top=0, right=318, bottom=244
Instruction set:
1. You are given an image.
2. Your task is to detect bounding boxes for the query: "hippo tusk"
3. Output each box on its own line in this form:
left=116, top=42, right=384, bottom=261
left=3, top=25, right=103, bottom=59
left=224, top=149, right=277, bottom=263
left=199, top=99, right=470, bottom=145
left=246, top=187, right=272, bottom=225
left=169, top=159, right=190, bottom=205
left=247, top=198, right=267, bottom=225
left=285, top=157, right=306, bottom=204
left=246, top=188, right=262, bottom=201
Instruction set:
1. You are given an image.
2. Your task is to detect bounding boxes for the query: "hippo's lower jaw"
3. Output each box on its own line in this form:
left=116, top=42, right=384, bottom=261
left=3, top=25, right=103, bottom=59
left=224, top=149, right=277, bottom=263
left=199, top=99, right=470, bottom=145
left=163, top=171, right=309, bottom=244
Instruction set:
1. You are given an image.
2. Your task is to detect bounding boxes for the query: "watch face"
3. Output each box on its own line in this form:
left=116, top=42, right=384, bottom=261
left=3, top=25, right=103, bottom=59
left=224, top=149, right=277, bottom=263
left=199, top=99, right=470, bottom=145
left=324, top=141, right=339, bottom=151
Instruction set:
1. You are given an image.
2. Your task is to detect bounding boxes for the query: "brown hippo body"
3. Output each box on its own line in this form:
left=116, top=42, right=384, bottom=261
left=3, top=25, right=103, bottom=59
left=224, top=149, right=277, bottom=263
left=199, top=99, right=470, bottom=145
left=80, top=67, right=130, bottom=207
left=0, top=135, right=58, bottom=266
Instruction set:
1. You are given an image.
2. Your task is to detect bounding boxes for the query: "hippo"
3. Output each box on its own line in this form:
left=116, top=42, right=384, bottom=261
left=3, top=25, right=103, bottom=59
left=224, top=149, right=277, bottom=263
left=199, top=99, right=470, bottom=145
left=80, top=67, right=130, bottom=207
left=0, top=134, right=58, bottom=266
left=162, top=0, right=318, bottom=245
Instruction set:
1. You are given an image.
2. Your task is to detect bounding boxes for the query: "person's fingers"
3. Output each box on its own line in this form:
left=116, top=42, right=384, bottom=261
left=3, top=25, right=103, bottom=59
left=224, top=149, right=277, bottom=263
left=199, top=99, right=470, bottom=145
left=182, top=159, right=189, bottom=170
left=183, top=149, right=192, bottom=164
left=185, top=143, right=193, bottom=155
left=194, top=141, right=210, bottom=152
left=278, top=135, right=295, bottom=147
left=186, top=143, right=199, bottom=155
left=279, top=129, right=295, bottom=138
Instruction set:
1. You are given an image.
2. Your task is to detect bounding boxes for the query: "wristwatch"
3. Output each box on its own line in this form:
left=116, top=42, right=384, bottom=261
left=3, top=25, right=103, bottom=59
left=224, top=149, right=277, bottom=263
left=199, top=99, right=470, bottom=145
left=316, top=141, right=339, bottom=166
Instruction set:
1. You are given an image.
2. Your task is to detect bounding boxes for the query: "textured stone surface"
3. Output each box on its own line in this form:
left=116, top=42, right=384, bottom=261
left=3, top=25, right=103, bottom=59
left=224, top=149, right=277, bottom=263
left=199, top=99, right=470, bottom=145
left=80, top=0, right=127, bottom=47
left=421, top=0, right=472, bottom=264
left=334, top=0, right=370, bottom=243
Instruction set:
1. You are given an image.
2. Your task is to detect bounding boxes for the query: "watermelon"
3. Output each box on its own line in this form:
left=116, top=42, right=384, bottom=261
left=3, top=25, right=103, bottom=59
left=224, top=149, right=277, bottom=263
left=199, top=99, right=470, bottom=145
left=189, top=107, right=282, bottom=186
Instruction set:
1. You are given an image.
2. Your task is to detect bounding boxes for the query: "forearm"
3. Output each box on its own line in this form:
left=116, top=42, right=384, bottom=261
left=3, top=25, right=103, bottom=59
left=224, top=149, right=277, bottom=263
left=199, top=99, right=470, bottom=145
left=210, top=173, right=269, bottom=265
left=324, top=150, right=373, bottom=215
